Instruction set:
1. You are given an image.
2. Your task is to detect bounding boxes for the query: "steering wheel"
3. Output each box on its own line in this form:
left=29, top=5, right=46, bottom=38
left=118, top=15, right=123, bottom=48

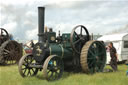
left=70, top=25, right=90, bottom=54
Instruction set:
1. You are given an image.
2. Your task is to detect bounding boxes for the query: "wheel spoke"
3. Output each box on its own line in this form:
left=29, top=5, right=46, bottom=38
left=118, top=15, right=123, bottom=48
left=88, top=50, right=95, bottom=57
left=27, top=69, right=30, bottom=76
left=79, top=42, right=82, bottom=51
left=98, top=61, right=104, bottom=64
left=97, top=51, right=105, bottom=56
left=90, top=67, right=95, bottom=73
left=3, top=52, right=9, bottom=56
left=0, top=29, right=2, bottom=35
left=27, top=57, right=29, bottom=64
left=88, top=60, right=95, bottom=67
left=3, top=49, right=10, bottom=53
left=31, top=68, right=35, bottom=73
left=73, top=39, right=81, bottom=45
left=10, top=42, right=15, bottom=49
left=47, top=70, right=51, bottom=74
left=55, top=71, right=59, bottom=79
left=23, top=63, right=27, bottom=66
left=22, top=67, right=26, bottom=70
left=74, top=31, right=80, bottom=39
left=88, top=58, right=95, bottom=60
left=96, top=44, right=100, bottom=55
left=15, top=47, right=20, bottom=51
left=92, top=44, right=97, bottom=55
left=29, top=70, right=32, bottom=76
left=49, top=72, right=53, bottom=79
left=23, top=69, right=27, bottom=74
left=80, top=27, right=82, bottom=35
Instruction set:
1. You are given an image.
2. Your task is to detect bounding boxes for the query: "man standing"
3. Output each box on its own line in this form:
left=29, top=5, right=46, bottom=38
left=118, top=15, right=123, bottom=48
left=30, top=40, right=34, bottom=48
left=108, top=42, right=118, bottom=71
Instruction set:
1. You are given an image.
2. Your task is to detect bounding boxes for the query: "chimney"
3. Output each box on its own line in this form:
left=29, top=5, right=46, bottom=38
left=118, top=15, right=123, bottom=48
left=38, top=7, right=45, bottom=43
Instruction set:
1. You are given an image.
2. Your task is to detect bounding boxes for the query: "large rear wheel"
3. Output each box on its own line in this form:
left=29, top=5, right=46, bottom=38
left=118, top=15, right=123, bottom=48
left=80, top=41, right=106, bottom=73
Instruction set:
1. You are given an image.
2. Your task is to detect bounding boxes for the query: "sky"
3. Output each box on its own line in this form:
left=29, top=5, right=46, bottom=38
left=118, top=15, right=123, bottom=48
left=0, top=0, right=128, bottom=40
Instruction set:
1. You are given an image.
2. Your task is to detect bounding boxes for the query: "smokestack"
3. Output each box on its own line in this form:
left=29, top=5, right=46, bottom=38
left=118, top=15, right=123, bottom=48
left=38, top=7, right=45, bottom=43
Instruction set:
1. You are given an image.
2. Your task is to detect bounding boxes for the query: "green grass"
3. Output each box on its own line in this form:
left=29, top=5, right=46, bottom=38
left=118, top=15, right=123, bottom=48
left=0, top=65, right=128, bottom=85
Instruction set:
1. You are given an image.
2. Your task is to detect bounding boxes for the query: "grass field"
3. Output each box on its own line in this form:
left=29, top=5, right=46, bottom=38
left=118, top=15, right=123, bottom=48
left=0, top=64, right=128, bottom=85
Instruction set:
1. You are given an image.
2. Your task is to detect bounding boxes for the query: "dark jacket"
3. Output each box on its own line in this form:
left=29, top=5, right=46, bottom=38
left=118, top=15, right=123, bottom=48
left=110, top=46, right=117, bottom=60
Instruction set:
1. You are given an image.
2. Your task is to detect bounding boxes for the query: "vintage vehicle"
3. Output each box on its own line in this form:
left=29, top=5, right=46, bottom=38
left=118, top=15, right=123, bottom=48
left=18, top=7, right=106, bottom=81
left=0, top=28, right=22, bottom=65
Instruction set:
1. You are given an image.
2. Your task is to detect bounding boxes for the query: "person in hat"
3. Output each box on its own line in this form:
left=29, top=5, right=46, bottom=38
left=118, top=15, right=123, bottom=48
left=108, top=42, right=118, bottom=71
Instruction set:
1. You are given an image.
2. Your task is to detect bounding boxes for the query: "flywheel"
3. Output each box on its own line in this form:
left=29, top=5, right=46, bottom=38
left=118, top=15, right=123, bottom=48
left=80, top=40, right=106, bottom=73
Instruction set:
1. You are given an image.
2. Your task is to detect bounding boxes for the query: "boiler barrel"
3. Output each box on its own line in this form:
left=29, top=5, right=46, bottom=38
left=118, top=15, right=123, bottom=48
left=49, top=44, right=73, bottom=59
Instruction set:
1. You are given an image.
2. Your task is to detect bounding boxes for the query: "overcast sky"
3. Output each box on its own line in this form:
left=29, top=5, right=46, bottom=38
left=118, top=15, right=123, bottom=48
left=0, top=0, right=128, bottom=40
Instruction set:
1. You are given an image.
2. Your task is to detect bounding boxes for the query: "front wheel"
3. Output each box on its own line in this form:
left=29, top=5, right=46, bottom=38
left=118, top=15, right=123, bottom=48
left=18, top=54, right=38, bottom=77
left=43, top=55, right=64, bottom=81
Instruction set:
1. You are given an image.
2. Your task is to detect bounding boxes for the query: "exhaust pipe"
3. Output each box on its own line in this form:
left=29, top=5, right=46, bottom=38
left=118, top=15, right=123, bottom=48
left=38, top=7, right=45, bottom=43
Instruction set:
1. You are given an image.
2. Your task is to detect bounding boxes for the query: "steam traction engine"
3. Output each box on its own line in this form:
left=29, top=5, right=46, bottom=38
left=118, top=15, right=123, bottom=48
left=0, top=28, right=22, bottom=65
left=18, top=7, right=106, bottom=81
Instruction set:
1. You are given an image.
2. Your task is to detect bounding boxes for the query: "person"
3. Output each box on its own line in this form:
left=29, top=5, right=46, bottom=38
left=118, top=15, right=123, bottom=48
left=108, top=42, right=118, bottom=71
left=9, top=34, right=14, bottom=40
left=30, top=40, right=34, bottom=48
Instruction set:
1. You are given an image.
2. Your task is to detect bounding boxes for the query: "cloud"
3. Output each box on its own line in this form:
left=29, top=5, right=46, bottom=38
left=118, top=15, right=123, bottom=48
left=0, top=3, right=38, bottom=40
left=108, top=24, right=128, bottom=34
left=25, top=27, right=38, bottom=40
left=0, top=0, right=128, bottom=41
left=2, top=22, right=17, bottom=33
left=1, top=0, right=37, bottom=5
left=45, top=1, right=128, bottom=34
